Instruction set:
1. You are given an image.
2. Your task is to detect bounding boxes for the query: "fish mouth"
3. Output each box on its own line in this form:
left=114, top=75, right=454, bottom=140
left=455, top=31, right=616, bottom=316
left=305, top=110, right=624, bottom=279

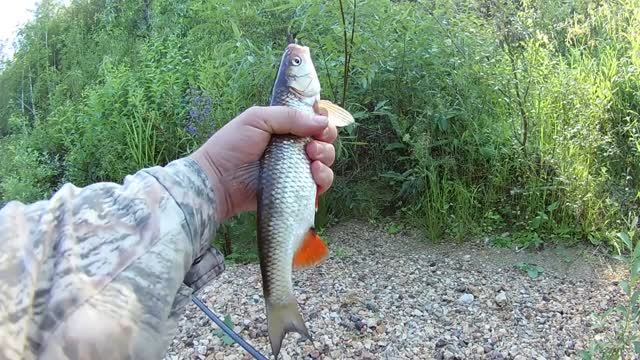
left=287, top=43, right=309, bottom=54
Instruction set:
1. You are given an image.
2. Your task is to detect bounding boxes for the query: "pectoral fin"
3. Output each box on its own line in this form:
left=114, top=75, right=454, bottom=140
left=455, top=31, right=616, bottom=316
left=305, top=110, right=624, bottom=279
left=314, top=99, right=355, bottom=127
left=227, top=160, right=261, bottom=194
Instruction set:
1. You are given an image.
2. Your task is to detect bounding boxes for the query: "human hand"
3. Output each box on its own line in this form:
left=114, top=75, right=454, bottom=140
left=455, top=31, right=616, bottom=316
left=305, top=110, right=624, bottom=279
left=191, top=106, right=337, bottom=222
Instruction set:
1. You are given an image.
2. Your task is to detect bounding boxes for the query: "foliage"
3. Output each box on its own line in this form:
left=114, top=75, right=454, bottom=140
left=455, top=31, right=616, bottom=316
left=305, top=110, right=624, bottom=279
left=581, top=213, right=640, bottom=359
left=0, top=0, right=639, bottom=256
left=0, top=131, right=60, bottom=203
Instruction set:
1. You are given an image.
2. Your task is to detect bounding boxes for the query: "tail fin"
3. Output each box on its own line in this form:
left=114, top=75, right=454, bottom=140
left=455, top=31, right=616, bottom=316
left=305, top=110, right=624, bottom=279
left=266, top=299, right=311, bottom=358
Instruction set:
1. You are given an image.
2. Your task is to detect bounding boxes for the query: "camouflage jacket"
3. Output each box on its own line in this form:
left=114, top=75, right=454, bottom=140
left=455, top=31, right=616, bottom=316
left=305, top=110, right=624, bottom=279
left=0, top=157, right=226, bottom=360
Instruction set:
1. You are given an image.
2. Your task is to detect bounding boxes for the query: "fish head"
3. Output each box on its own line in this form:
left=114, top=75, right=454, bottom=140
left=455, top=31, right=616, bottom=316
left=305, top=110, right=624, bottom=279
left=273, top=44, right=321, bottom=103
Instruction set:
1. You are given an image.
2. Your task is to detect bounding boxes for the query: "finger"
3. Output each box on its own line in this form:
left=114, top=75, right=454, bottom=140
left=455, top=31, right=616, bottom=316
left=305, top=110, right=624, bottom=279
left=315, top=123, right=338, bottom=143
left=306, top=140, right=335, bottom=167
left=311, top=160, right=333, bottom=194
left=247, top=106, right=329, bottom=137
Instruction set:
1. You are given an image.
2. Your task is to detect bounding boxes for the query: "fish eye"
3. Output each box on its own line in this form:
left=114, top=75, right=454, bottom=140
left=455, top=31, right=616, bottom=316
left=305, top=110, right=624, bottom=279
left=291, top=56, right=302, bottom=66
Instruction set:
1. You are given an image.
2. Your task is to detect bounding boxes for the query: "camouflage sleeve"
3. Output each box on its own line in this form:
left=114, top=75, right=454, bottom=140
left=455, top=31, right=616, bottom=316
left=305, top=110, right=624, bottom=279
left=0, top=157, right=226, bottom=360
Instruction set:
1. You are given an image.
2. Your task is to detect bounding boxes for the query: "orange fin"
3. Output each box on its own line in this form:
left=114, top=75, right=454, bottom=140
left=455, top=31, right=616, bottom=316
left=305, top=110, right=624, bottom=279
left=293, top=228, right=328, bottom=269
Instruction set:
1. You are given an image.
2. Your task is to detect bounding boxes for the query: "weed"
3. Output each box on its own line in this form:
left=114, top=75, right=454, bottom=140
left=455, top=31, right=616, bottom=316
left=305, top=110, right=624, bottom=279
left=514, top=262, right=544, bottom=280
left=213, top=314, right=237, bottom=346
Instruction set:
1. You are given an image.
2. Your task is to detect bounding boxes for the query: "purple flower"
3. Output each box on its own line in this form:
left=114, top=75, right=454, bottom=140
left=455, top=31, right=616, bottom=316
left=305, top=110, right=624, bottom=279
left=184, top=88, right=214, bottom=137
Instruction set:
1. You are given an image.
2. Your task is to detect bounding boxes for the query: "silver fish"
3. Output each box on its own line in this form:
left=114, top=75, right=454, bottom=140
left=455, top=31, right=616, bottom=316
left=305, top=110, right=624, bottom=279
left=257, top=43, right=354, bottom=358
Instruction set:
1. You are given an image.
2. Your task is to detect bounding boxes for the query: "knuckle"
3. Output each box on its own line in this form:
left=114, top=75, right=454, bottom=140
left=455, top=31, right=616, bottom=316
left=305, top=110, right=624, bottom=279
left=247, top=105, right=262, bottom=116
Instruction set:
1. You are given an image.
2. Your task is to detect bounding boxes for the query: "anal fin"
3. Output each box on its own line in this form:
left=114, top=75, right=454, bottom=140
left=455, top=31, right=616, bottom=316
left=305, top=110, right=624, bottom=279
left=293, top=228, right=328, bottom=269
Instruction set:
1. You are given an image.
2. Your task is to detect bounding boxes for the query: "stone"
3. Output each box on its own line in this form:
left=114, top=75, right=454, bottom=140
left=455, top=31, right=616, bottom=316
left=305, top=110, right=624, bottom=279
left=458, top=293, right=474, bottom=304
left=495, top=291, right=508, bottom=306
left=196, top=345, right=207, bottom=355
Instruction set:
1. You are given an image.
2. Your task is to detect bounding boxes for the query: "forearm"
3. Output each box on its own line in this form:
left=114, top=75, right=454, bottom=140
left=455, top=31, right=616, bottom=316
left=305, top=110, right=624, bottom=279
left=0, top=157, right=224, bottom=360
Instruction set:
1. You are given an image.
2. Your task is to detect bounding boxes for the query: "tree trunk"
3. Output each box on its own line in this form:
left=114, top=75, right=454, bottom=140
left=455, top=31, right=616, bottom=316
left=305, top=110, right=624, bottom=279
left=29, top=70, right=36, bottom=124
left=143, top=0, right=151, bottom=32
left=21, top=69, right=25, bottom=115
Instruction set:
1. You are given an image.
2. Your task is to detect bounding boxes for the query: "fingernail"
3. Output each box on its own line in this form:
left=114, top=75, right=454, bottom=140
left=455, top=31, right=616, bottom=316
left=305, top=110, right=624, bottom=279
left=320, top=127, right=331, bottom=140
left=313, top=115, right=328, bottom=126
left=307, top=141, right=318, bottom=155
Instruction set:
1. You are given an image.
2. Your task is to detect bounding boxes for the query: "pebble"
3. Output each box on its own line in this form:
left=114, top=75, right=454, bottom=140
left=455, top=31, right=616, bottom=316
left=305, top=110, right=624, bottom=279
left=495, top=291, right=508, bottom=306
left=366, top=301, right=379, bottom=312
left=458, top=293, right=474, bottom=304
left=362, top=350, right=375, bottom=359
left=443, top=350, right=455, bottom=359
left=366, top=318, right=377, bottom=328
left=196, top=345, right=207, bottom=355
left=162, top=221, right=627, bottom=360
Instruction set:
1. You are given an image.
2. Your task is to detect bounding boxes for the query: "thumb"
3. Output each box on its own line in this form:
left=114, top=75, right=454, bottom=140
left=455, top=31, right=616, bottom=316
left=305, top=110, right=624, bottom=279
left=246, top=105, right=329, bottom=137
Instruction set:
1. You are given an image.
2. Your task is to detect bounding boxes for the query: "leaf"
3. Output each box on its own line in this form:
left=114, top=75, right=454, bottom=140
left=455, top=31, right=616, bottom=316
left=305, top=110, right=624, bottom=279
left=223, top=314, right=233, bottom=328
left=387, top=223, right=402, bottom=234
left=514, top=262, right=543, bottom=279
left=479, top=146, right=496, bottom=159
left=230, top=21, right=242, bottom=40
left=614, top=304, right=628, bottom=317
left=632, top=260, right=640, bottom=281
left=620, top=280, right=630, bottom=295
left=633, top=341, right=640, bottom=354
left=617, top=232, right=632, bottom=251
left=212, top=314, right=237, bottom=346
left=385, top=142, right=406, bottom=151
left=580, top=350, right=593, bottom=360
left=630, top=287, right=640, bottom=309
left=374, top=100, right=390, bottom=112
left=222, top=334, right=236, bottom=345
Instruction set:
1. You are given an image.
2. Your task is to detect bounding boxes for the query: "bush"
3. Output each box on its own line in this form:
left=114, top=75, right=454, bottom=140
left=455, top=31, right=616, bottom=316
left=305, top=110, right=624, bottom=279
left=0, top=134, right=60, bottom=203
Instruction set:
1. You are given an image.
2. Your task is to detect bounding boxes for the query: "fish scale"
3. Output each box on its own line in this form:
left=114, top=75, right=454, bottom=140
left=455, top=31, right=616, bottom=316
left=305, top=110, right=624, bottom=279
left=258, top=135, right=315, bottom=303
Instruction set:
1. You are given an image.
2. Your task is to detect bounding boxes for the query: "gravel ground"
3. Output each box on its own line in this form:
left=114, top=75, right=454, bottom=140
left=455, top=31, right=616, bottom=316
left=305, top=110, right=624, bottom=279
left=164, top=220, right=628, bottom=360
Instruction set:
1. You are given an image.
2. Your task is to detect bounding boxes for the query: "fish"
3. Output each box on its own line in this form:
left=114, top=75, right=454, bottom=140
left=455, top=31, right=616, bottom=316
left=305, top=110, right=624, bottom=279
left=257, top=43, right=355, bottom=358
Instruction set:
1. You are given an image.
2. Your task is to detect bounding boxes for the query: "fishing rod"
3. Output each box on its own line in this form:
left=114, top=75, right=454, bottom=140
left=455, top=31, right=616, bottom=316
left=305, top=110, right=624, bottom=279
left=191, top=295, right=269, bottom=360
